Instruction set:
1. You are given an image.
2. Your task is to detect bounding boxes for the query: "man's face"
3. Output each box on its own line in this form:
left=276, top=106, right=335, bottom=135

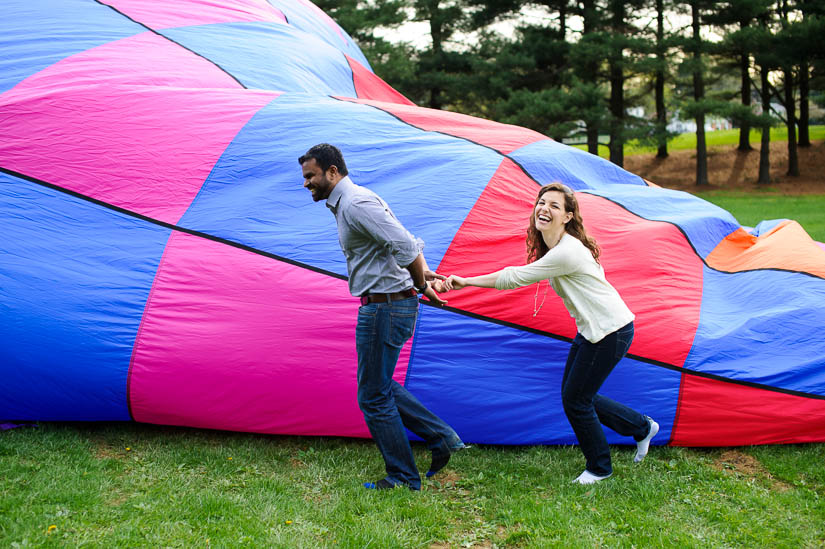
left=302, top=158, right=335, bottom=202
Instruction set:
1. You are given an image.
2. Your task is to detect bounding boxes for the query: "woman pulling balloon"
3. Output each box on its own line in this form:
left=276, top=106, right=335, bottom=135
left=441, top=182, right=658, bottom=484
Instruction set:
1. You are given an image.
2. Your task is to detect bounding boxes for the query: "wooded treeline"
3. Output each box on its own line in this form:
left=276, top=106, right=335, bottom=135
left=316, top=0, right=825, bottom=185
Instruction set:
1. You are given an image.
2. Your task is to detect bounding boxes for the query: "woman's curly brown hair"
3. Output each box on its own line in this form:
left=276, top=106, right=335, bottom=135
left=526, top=182, right=601, bottom=264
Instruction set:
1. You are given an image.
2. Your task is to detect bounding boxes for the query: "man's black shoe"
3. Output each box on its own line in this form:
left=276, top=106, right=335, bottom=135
left=364, top=478, right=405, bottom=490
left=426, top=444, right=470, bottom=478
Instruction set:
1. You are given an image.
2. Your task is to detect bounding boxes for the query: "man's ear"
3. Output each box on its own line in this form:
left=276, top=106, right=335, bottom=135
left=327, top=165, right=339, bottom=178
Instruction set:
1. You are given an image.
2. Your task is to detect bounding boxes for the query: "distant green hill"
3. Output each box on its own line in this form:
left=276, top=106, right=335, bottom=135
left=574, top=125, right=825, bottom=157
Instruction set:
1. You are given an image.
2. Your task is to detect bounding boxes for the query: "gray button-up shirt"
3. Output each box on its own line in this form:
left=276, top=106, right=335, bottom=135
left=326, top=176, right=423, bottom=297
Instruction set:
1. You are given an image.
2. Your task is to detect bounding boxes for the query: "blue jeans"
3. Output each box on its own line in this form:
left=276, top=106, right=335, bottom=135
left=356, top=296, right=463, bottom=489
left=561, top=322, right=649, bottom=476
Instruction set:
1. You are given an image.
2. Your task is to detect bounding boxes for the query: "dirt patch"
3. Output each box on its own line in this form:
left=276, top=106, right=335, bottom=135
left=92, top=438, right=123, bottom=460
left=431, top=542, right=492, bottom=549
left=428, top=540, right=493, bottom=549
left=712, top=449, right=792, bottom=492
left=434, top=470, right=462, bottom=486
left=106, top=494, right=128, bottom=506
left=623, top=140, right=825, bottom=195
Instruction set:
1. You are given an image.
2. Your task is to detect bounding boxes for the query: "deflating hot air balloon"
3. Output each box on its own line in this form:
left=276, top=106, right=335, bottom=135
left=2, top=0, right=824, bottom=447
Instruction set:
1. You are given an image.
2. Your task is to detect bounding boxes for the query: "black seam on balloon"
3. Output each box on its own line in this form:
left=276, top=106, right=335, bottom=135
left=82, top=3, right=824, bottom=283
left=0, top=166, right=347, bottom=282
left=5, top=164, right=823, bottom=402
left=6, top=162, right=821, bottom=402
left=93, top=0, right=248, bottom=90
left=417, top=299, right=825, bottom=402
left=333, top=97, right=824, bottom=282
left=330, top=96, right=542, bottom=187
left=578, top=190, right=825, bottom=281
left=328, top=97, right=825, bottom=399
left=262, top=0, right=289, bottom=25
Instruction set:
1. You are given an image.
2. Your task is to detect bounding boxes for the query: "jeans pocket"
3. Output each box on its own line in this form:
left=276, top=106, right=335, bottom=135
left=356, top=305, right=378, bottom=346
left=614, top=324, right=634, bottom=362
left=387, top=309, right=417, bottom=348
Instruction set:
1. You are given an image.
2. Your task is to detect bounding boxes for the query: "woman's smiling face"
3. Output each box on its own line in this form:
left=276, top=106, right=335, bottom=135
left=534, top=190, right=572, bottom=234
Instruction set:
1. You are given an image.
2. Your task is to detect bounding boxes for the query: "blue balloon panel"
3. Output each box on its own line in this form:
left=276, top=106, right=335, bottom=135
left=508, top=139, right=646, bottom=191
left=268, top=0, right=371, bottom=68
left=0, top=0, right=143, bottom=94
left=685, top=267, right=825, bottom=396
left=161, top=22, right=357, bottom=94
left=0, top=172, right=170, bottom=420
left=405, top=304, right=681, bottom=445
left=178, top=93, right=502, bottom=276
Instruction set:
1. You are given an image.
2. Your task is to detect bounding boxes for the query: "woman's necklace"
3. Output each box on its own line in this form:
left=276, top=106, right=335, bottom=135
left=533, top=233, right=562, bottom=317
left=533, top=279, right=548, bottom=317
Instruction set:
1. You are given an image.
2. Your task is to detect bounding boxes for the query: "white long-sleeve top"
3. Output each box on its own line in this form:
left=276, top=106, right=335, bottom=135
left=495, top=233, right=634, bottom=343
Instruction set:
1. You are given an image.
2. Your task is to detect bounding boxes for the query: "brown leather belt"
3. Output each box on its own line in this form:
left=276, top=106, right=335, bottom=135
left=360, top=288, right=417, bottom=305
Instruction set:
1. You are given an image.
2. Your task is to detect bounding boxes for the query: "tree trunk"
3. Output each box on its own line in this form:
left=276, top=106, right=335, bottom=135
left=799, top=62, right=810, bottom=147
left=655, top=0, right=668, bottom=158
left=758, top=65, right=771, bottom=184
left=784, top=68, right=799, bottom=176
left=582, top=0, right=600, bottom=156
left=738, top=51, right=752, bottom=151
left=558, top=2, right=567, bottom=37
left=608, top=1, right=624, bottom=167
left=696, top=114, right=708, bottom=186
left=587, top=127, right=600, bottom=155
left=692, top=2, right=708, bottom=186
left=428, top=0, right=443, bottom=110
left=609, top=61, right=624, bottom=167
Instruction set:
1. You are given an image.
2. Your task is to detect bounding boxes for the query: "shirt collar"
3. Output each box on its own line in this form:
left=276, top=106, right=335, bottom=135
left=326, top=175, right=353, bottom=214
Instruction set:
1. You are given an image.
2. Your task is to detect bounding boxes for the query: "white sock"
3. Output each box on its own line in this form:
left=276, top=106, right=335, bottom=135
left=634, top=417, right=659, bottom=463
left=572, top=470, right=612, bottom=485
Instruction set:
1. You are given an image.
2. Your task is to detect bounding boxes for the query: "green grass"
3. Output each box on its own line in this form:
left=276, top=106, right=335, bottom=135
left=2, top=422, right=824, bottom=547
left=576, top=125, right=825, bottom=157
left=697, top=192, right=825, bottom=242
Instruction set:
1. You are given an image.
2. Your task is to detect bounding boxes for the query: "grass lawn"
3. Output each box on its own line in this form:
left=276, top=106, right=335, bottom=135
left=2, top=423, right=824, bottom=548
left=697, top=192, right=825, bottom=242
left=658, top=125, right=825, bottom=153
left=577, top=125, right=825, bottom=157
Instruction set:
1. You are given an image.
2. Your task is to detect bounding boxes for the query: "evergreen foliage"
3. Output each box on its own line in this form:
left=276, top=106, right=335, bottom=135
left=324, top=0, right=825, bottom=185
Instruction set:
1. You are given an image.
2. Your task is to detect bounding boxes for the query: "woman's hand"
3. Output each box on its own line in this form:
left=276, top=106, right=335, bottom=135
left=430, top=279, right=447, bottom=293
left=444, top=275, right=468, bottom=291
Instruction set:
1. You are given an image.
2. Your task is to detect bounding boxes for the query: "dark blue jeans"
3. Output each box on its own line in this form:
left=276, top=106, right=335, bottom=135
left=561, top=322, right=649, bottom=477
left=356, top=296, right=463, bottom=489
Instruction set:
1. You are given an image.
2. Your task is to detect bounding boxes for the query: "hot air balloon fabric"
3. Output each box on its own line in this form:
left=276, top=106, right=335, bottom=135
left=2, top=0, right=824, bottom=448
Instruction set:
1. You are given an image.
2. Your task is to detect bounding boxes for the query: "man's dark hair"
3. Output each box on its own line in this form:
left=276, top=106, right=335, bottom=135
left=298, top=143, right=348, bottom=176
